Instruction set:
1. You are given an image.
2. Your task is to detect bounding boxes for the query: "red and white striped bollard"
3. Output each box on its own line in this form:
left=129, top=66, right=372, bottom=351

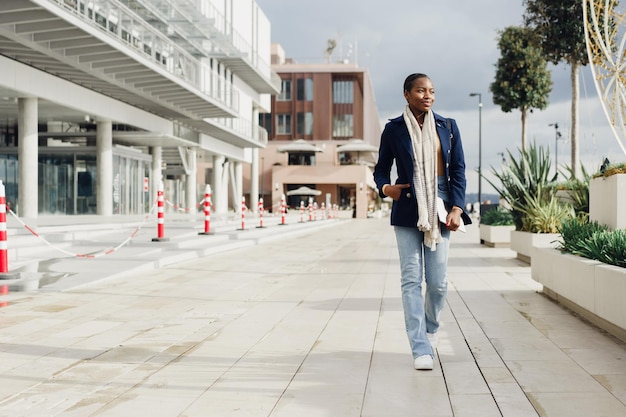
left=152, top=181, right=169, bottom=241
left=0, top=180, right=8, bottom=273
left=198, top=184, right=213, bottom=235
left=256, top=198, right=265, bottom=228
left=239, top=196, right=246, bottom=230
left=279, top=194, right=287, bottom=225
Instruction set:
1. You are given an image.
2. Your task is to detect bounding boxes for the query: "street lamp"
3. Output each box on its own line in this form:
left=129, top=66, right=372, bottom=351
left=469, top=93, right=482, bottom=205
left=548, top=123, right=562, bottom=178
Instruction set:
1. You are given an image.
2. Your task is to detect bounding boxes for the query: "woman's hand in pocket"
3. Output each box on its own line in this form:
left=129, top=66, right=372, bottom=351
left=384, top=184, right=410, bottom=201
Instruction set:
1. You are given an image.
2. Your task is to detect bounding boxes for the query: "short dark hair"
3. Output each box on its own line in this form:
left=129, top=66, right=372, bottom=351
left=404, top=73, right=430, bottom=93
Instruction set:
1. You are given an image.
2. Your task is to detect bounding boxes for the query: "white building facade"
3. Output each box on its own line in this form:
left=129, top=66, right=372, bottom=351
left=0, top=0, right=279, bottom=218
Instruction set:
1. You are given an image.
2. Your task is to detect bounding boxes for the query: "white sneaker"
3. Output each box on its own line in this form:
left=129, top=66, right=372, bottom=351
left=414, top=354, right=434, bottom=370
left=427, top=332, right=439, bottom=350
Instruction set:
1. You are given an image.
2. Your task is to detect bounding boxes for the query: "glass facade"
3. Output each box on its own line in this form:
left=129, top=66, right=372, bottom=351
left=296, top=78, right=313, bottom=101
left=287, top=152, right=316, bottom=166
left=333, top=80, right=354, bottom=104
left=39, top=153, right=95, bottom=215
left=332, top=114, right=354, bottom=138
left=0, top=154, right=18, bottom=211
left=278, top=79, right=292, bottom=100
left=332, top=79, right=355, bottom=138
left=259, top=113, right=272, bottom=137
left=0, top=148, right=151, bottom=215
left=296, top=112, right=313, bottom=136
left=276, top=114, right=292, bottom=134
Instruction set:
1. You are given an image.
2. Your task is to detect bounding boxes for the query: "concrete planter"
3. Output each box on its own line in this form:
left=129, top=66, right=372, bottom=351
left=479, top=224, right=514, bottom=247
left=532, top=248, right=626, bottom=342
left=555, top=189, right=576, bottom=205
left=589, top=173, right=626, bottom=230
left=510, top=230, right=560, bottom=263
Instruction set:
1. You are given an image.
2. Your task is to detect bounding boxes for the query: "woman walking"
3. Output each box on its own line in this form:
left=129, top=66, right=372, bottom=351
left=374, top=73, right=470, bottom=370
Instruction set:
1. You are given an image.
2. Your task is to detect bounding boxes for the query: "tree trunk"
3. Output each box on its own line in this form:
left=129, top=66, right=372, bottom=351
left=521, top=106, right=527, bottom=150
left=570, top=62, right=580, bottom=178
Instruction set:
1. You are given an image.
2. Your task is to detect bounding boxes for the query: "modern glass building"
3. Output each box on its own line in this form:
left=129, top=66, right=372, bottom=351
left=0, top=0, right=279, bottom=217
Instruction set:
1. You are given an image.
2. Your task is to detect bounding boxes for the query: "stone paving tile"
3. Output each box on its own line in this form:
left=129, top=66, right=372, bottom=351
left=449, top=394, right=502, bottom=417
left=0, top=218, right=625, bottom=417
left=527, top=391, right=626, bottom=417
left=594, top=373, right=626, bottom=404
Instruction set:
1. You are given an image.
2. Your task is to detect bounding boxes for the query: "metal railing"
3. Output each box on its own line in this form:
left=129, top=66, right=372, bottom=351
left=207, top=117, right=269, bottom=147
left=51, top=0, right=239, bottom=113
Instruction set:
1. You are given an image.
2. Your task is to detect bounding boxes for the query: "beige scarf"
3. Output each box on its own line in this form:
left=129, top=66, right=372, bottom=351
left=403, top=105, right=442, bottom=250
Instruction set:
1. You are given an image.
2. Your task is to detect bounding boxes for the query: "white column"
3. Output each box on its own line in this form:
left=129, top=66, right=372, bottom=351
left=222, top=158, right=231, bottom=211
left=235, top=161, right=243, bottom=208
left=185, top=148, right=197, bottom=213
left=212, top=155, right=226, bottom=214
left=250, top=148, right=259, bottom=213
left=96, top=120, right=113, bottom=216
left=151, top=146, right=162, bottom=208
left=17, top=97, right=38, bottom=218
left=228, top=160, right=237, bottom=210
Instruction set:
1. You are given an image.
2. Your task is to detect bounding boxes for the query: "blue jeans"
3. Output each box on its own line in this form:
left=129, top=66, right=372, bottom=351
left=393, top=177, right=450, bottom=358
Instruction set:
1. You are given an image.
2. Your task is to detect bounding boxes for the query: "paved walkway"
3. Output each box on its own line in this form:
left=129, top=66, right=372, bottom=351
left=0, top=217, right=625, bottom=416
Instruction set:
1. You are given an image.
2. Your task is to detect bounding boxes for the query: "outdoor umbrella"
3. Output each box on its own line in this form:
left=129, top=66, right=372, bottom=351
left=277, top=139, right=324, bottom=153
left=286, top=186, right=322, bottom=196
left=335, top=139, right=378, bottom=153
left=336, top=139, right=378, bottom=164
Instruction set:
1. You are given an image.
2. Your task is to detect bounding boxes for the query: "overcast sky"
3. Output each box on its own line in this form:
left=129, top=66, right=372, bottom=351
left=256, top=0, right=626, bottom=196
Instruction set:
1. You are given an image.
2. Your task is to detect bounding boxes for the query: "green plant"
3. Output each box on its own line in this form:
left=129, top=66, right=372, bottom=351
left=518, top=194, right=574, bottom=233
left=554, top=164, right=590, bottom=217
left=486, top=143, right=562, bottom=232
left=558, top=218, right=626, bottom=268
left=480, top=207, right=514, bottom=226
left=592, top=161, right=626, bottom=178
left=524, top=0, right=591, bottom=178
left=595, top=229, right=626, bottom=268
left=558, top=217, right=607, bottom=255
left=490, top=26, right=552, bottom=149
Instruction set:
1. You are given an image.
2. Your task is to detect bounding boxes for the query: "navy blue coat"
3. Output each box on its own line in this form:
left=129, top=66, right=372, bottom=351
left=373, top=112, right=471, bottom=227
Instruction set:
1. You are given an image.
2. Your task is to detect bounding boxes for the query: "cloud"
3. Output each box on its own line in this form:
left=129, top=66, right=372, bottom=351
left=257, top=0, right=626, bottom=196
left=257, top=0, right=529, bottom=114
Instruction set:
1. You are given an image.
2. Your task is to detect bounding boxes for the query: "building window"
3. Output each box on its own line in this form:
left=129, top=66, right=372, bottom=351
left=278, top=79, right=291, bottom=101
left=296, top=78, right=313, bottom=101
left=276, top=114, right=292, bottom=134
left=288, top=152, right=316, bottom=166
left=296, top=112, right=313, bottom=135
left=333, top=114, right=353, bottom=138
left=259, top=113, right=272, bottom=137
left=333, top=80, right=354, bottom=103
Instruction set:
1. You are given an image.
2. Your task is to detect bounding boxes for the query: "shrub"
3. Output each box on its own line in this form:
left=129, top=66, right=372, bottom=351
left=558, top=217, right=607, bottom=255
left=480, top=207, right=514, bottom=226
left=558, top=218, right=626, bottom=268
left=592, top=160, right=626, bottom=178
left=486, top=143, right=572, bottom=232
left=520, top=195, right=574, bottom=233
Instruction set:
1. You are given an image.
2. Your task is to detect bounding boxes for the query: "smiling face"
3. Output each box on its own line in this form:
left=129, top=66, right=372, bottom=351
left=403, top=76, right=435, bottom=116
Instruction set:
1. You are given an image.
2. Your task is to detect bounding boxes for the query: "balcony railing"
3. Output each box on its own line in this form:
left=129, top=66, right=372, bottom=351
left=208, top=117, right=268, bottom=147
left=117, top=0, right=276, bottom=88
left=52, top=0, right=239, bottom=112
left=169, top=0, right=275, bottom=80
